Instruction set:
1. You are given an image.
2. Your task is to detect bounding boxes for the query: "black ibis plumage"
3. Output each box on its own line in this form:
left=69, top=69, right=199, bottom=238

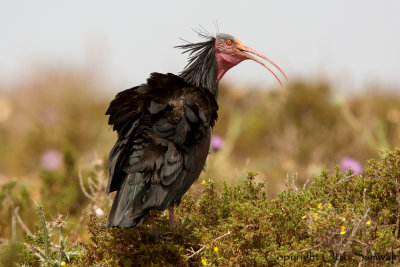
left=106, top=32, right=287, bottom=228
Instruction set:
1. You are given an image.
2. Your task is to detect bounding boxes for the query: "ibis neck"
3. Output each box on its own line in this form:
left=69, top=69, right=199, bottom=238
left=180, top=62, right=218, bottom=96
left=179, top=44, right=219, bottom=96
left=215, top=52, right=245, bottom=82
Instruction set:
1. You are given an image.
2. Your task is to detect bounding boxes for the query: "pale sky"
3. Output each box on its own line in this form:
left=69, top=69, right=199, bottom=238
left=1, top=0, right=399, bottom=93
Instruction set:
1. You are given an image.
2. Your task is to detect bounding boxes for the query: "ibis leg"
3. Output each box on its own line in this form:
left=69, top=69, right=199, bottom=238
left=149, top=221, right=160, bottom=242
left=168, top=204, right=175, bottom=231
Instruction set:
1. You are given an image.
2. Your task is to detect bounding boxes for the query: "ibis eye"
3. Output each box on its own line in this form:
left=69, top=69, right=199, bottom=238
left=226, top=40, right=232, bottom=45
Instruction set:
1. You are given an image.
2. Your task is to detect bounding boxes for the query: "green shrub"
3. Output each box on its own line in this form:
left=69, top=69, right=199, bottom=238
left=3, top=203, right=84, bottom=267
left=78, top=148, right=400, bottom=266
left=2, top=148, right=400, bottom=266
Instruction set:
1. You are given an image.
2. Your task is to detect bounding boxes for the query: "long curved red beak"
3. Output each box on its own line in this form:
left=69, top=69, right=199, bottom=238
left=237, top=42, right=288, bottom=86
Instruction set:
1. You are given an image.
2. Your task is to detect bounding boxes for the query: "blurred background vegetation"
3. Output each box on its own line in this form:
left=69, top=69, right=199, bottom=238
left=0, top=66, right=399, bottom=264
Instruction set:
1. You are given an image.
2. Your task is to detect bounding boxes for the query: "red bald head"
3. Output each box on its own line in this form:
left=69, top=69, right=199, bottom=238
left=214, top=33, right=287, bottom=86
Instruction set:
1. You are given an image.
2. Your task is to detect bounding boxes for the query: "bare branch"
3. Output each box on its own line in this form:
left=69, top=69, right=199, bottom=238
left=88, top=177, right=97, bottom=194
left=186, top=231, right=231, bottom=260
left=78, top=171, right=95, bottom=202
left=303, top=178, right=310, bottom=190
left=299, top=244, right=320, bottom=252
left=13, top=206, right=32, bottom=236
left=334, top=209, right=370, bottom=267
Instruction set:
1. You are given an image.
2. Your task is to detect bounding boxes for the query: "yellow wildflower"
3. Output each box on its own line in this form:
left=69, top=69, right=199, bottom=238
left=214, top=246, right=219, bottom=252
left=317, top=203, right=322, bottom=208
left=202, top=180, right=206, bottom=184
left=301, top=215, right=307, bottom=219
left=313, top=213, right=318, bottom=217
left=341, top=217, right=346, bottom=222
left=340, top=226, right=346, bottom=235
left=366, top=220, right=371, bottom=225
left=61, top=262, right=66, bottom=266
left=328, top=203, right=332, bottom=207
left=201, top=258, right=207, bottom=265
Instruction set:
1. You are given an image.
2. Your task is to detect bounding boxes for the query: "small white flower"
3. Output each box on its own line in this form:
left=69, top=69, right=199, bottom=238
left=95, top=208, right=104, bottom=217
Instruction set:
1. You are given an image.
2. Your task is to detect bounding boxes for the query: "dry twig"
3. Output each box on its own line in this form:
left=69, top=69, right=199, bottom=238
left=334, top=209, right=370, bottom=267
left=186, top=231, right=231, bottom=260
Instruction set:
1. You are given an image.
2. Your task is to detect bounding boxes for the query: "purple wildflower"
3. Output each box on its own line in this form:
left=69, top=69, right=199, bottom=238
left=211, top=135, right=224, bottom=151
left=341, top=157, right=363, bottom=174
left=40, top=149, right=63, bottom=170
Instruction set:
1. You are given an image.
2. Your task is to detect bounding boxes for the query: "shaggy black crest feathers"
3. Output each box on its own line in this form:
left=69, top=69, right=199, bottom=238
left=175, top=32, right=218, bottom=95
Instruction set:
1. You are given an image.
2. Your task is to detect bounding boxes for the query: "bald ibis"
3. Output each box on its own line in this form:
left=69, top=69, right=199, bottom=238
left=106, top=32, right=287, bottom=228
